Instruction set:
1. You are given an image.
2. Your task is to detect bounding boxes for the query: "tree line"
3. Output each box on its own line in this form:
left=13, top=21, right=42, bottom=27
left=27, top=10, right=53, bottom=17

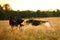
left=0, top=4, right=60, bottom=20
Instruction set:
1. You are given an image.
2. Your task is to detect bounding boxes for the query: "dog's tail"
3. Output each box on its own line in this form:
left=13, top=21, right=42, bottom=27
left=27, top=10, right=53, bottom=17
left=44, top=21, right=52, bottom=27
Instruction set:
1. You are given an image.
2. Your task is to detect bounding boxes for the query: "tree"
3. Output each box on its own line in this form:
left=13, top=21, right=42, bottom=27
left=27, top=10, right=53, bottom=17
left=0, top=5, right=5, bottom=20
left=3, top=4, right=12, bottom=11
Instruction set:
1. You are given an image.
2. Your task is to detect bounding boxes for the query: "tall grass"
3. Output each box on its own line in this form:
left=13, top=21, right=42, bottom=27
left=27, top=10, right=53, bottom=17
left=0, top=17, right=60, bottom=40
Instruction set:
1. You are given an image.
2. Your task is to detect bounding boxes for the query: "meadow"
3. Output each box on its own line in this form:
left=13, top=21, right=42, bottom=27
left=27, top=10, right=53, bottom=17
left=0, top=17, right=60, bottom=40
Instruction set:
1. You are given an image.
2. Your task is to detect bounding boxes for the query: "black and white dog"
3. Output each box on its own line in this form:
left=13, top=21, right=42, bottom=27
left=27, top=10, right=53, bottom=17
left=25, top=19, right=52, bottom=27
left=9, top=17, right=24, bottom=31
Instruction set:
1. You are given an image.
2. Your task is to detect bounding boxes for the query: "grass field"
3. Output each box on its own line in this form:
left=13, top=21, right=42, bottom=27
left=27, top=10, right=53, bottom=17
left=0, top=17, right=60, bottom=40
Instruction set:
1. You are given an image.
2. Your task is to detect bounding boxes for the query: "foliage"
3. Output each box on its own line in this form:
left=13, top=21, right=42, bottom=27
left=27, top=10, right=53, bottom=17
left=0, top=4, right=60, bottom=20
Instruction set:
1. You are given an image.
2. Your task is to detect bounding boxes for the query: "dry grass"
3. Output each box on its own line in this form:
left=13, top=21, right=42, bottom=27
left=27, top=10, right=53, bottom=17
left=0, top=17, right=60, bottom=40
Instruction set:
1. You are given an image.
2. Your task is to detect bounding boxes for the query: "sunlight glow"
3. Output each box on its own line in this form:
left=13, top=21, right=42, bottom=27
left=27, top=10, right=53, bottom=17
left=0, top=0, right=60, bottom=11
